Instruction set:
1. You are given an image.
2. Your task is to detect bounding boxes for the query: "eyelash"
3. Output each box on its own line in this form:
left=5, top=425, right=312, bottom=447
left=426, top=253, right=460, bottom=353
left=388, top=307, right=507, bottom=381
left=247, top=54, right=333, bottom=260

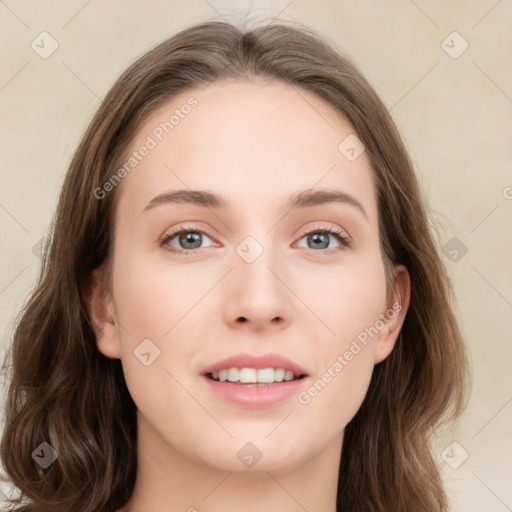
left=159, top=224, right=352, bottom=256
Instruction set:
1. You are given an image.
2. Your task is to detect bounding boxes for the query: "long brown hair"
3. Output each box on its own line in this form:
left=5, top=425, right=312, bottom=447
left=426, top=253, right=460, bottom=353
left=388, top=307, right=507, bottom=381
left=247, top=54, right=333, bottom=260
left=1, top=19, right=469, bottom=512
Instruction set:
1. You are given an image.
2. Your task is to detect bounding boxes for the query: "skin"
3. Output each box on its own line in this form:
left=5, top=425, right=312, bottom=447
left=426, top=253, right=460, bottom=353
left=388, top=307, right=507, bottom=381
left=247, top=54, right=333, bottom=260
left=86, top=79, right=410, bottom=512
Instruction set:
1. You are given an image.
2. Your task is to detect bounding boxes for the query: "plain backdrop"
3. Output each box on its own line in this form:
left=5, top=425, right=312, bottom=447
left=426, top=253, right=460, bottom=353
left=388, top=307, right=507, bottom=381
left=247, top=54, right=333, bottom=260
left=1, top=1, right=511, bottom=511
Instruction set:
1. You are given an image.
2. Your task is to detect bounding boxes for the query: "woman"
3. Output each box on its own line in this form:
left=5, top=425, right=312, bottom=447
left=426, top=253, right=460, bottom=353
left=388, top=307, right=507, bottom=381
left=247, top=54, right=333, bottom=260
left=0, top=20, right=469, bottom=512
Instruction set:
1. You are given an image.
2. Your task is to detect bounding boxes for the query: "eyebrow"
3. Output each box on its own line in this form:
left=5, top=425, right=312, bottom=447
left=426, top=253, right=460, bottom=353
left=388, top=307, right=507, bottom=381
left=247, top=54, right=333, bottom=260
left=141, top=188, right=367, bottom=219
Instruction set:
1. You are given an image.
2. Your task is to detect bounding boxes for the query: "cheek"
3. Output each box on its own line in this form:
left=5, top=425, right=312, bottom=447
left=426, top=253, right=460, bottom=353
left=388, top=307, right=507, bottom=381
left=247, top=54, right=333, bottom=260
left=297, top=342, right=375, bottom=428
left=297, top=250, right=388, bottom=345
left=293, top=252, right=386, bottom=421
left=111, top=249, right=208, bottom=402
left=112, top=247, right=208, bottom=341
left=112, top=251, right=201, bottom=450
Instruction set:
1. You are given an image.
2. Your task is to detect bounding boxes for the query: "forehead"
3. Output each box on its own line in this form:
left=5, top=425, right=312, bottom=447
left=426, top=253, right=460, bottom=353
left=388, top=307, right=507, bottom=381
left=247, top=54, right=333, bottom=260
left=114, top=79, right=378, bottom=225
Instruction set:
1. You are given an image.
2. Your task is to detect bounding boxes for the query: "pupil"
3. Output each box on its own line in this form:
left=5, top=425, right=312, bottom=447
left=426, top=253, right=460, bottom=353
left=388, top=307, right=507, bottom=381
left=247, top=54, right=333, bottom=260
left=181, top=232, right=201, bottom=249
left=310, top=233, right=328, bottom=249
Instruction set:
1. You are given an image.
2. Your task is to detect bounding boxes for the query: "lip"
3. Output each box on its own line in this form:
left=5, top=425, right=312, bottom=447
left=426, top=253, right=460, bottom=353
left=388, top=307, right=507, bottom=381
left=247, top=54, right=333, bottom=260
left=201, top=375, right=310, bottom=408
left=201, top=352, right=309, bottom=377
left=200, top=352, right=309, bottom=409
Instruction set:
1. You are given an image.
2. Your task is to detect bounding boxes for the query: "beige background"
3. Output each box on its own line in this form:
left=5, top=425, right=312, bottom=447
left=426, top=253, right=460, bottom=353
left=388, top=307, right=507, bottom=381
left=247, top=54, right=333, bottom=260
left=1, top=1, right=511, bottom=510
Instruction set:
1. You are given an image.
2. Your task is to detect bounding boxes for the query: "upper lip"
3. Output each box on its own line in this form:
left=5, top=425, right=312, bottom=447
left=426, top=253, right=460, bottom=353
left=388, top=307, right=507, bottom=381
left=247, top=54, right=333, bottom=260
left=202, top=353, right=309, bottom=377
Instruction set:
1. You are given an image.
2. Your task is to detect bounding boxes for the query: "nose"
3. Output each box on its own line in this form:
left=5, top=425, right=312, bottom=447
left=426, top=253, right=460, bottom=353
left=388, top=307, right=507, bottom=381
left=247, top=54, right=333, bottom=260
left=222, top=242, right=294, bottom=331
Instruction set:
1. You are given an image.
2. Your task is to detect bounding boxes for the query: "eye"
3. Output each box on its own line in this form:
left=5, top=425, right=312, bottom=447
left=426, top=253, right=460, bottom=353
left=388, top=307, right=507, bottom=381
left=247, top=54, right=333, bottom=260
left=160, top=226, right=217, bottom=255
left=159, top=224, right=351, bottom=255
left=296, top=225, right=351, bottom=252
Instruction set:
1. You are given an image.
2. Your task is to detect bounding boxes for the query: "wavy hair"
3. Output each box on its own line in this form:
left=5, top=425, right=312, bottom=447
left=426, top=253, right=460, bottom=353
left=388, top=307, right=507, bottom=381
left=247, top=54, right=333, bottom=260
left=1, top=19, right=469, bottom=512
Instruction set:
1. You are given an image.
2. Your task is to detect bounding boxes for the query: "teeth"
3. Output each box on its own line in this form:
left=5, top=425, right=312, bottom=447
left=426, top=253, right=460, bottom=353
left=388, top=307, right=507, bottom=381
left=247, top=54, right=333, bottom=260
left=240, top=368, right=257, bottom=383
left=208, top=367, right=302, bottom=384
left=274, top=368, right=285, bottom=382
left=284, top=370, right=294, bottom=381
left=227, top=368, right=240, bottom=382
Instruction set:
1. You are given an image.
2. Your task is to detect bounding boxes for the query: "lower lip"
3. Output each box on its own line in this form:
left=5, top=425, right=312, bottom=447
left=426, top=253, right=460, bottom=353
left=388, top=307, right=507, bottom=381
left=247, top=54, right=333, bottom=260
left=201, top=375, right=309, bottom=408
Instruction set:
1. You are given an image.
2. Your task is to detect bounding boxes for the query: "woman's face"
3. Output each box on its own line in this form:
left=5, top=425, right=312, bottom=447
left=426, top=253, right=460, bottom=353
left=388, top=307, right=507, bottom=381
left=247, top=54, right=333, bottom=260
left=91, top=79, right=409, bottom=474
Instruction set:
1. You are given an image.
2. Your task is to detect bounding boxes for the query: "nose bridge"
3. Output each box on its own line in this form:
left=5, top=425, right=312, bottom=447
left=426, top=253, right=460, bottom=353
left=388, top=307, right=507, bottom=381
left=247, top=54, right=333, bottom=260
left=236, top=230, right=282, bottom=297
left=225, top=230, right=292, bottom=328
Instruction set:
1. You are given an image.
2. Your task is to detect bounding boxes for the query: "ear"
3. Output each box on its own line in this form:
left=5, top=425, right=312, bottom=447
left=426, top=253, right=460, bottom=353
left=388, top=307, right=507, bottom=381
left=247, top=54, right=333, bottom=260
left=83, top=267, right=122, bottom=359
left=374, top=264, right=411, bottom=364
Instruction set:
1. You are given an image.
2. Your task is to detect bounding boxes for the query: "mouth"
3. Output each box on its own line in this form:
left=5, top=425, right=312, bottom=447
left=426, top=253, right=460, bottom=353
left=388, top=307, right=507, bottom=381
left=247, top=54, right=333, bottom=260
left=200, top=353, right=309, bottom=406
left=205, top=367, right=307, bottom=385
